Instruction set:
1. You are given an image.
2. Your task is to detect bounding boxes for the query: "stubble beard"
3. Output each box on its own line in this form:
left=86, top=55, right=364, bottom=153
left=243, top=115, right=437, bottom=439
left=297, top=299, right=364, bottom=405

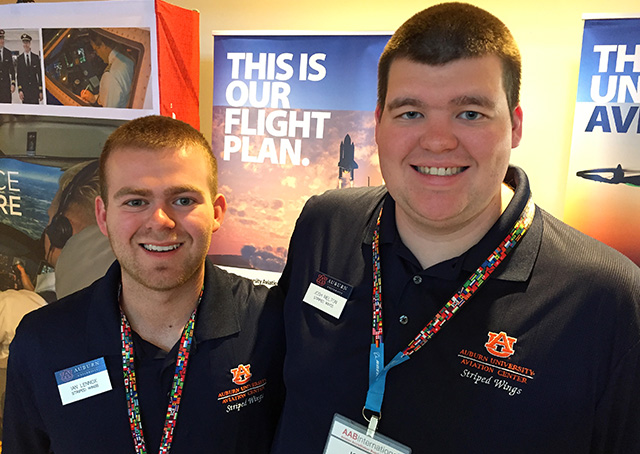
left=109, top=233, right=210, bottom=293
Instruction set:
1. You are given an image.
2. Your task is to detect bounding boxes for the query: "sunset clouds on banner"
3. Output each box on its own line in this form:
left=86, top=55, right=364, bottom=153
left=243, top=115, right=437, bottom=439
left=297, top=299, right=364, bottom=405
left=210, top=34, right=389, bottom=273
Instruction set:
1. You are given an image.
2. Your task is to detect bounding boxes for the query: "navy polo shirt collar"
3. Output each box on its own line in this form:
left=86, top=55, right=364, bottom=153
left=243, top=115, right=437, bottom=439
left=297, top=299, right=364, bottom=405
left=85, top=262, right=122, bottom=358
left=467, top=166, right=542, bottom=282
left=195, top=259, right=241, bottom=340
left=361, top=165, right=542, bottom=283
left=85, top=259, right=241, bottom=358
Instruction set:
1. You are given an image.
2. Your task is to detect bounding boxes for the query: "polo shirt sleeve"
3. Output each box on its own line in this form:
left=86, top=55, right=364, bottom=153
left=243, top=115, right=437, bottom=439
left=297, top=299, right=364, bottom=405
left=3, top=319, right=51, bottom=453
left=591, top=339, right=640, bottom=452
left=588, top=262, right=640, bottom=453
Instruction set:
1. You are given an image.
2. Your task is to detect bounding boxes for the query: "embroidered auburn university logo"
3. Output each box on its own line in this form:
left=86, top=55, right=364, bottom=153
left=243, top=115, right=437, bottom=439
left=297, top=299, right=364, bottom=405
left=485, top=331, right=517, bottom=358
left=230, top=364, right=252, bottom=385
left=316, top=273, right=328, bottom=286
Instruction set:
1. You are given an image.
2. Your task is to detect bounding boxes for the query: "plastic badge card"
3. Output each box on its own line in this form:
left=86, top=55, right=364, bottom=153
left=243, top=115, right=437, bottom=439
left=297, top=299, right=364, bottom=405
left=324, top=413, right=412, bottom=454
left=55, top=357, right=112, bottom=405
left=303, top=271, right=354, bottom=319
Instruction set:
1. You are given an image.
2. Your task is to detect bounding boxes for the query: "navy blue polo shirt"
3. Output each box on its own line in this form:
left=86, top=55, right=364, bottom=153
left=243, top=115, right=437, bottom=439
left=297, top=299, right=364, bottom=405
left=4, top=260, right=285, bottom=453
left=272, top=167, right=640, bottom=453
left=377, top=171, right=536, bottom=363
left=131, top=332, right=181, bottom=453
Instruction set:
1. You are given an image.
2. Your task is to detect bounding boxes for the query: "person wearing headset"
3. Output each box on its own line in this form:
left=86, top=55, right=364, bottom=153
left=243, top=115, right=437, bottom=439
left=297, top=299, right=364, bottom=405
left=40, top=160, right=115, bottom=298
left=13, top=160, right=115, bottom=298
left=0, top=160, right=115, bottom=439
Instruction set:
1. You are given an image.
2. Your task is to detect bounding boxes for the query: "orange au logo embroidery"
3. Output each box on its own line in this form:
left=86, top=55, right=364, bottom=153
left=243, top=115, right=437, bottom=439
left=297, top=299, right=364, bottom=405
left=316, top=274, right=328, bottom=286
left=230, top=364, right=252, bottom=385
left=485, top=331, right=517, bottom=358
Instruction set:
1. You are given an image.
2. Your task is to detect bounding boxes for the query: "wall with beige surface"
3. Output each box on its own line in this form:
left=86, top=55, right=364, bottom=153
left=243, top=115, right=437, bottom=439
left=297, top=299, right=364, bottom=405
left=5, top=0, right=639, bottom=220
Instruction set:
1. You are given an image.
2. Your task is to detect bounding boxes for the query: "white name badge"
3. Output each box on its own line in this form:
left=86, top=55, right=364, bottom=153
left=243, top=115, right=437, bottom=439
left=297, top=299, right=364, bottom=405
left=303, top=272, right=353, bottom=319
left=55, top=357, right=113, bottom=405
left=324, top=413, right=412, bottom=454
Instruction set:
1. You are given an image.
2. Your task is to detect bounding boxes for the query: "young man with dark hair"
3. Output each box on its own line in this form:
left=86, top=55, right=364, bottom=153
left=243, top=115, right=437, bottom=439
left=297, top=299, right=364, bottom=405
left=4, top=115, right=285, bottom=453
left=271, top=3, right=640, bottom=453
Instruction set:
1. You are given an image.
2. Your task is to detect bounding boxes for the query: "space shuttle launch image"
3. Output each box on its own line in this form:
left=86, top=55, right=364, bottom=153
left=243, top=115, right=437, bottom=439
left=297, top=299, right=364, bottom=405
left=338, top=133, right=358, bottom=188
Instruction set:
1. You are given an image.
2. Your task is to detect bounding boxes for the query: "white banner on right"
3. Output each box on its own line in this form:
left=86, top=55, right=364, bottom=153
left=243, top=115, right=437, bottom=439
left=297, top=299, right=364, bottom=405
left=564, top=14, right=640, bottom=266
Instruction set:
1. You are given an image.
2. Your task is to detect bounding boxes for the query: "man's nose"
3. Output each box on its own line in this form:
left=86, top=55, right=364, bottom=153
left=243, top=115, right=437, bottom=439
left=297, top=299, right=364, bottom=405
left=418, top=117, right=459, bottom=153
left=148, top=205, right=176, bottom=229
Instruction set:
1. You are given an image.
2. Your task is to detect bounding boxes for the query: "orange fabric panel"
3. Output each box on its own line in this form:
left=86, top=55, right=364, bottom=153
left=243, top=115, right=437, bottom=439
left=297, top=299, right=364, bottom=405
left=155, top=0, right=200, bottom=129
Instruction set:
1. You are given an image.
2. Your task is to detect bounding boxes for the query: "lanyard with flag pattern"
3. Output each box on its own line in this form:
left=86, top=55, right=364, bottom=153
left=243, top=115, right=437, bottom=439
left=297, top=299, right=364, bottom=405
left=364, top=196, right=535, bottom=437
left=120, top=287, right=203, bottom=454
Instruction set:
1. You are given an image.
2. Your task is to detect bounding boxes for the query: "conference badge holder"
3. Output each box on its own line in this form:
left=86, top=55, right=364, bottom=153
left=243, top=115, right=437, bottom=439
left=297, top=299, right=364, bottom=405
left=324, top=413, right=411, bottom=454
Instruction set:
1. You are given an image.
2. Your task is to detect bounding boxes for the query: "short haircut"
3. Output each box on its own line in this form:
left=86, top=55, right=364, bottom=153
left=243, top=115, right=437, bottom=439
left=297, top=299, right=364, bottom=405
left=377, top=2, right=521, bottom=115
left=99, top=115, right=218, bottom=203
left=54, top=160, right=100, bottom=228
left=88, top=30, right=111, bottom=49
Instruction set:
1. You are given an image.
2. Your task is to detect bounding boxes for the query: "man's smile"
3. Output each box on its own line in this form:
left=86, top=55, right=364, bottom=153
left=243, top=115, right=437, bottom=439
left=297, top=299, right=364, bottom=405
left=411, top=165, right=467, bottom=176
left=141, top=243, right=182, bottom=252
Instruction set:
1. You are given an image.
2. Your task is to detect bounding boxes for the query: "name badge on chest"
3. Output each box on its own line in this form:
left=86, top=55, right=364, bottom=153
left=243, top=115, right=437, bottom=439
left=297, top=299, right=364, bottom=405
left=55, top=357, right=112, bottom=405
left=303, top=271, right=353, bottom=319
left=324, top=413, right=411, bottom=454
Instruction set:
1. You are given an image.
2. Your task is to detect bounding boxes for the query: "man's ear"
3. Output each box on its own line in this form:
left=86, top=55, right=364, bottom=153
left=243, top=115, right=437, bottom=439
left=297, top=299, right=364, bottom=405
left=211, top=194, right=227, bottom=234
left=95, top=196, right=108, bottom=237
left=374, top=104, right=383, bottom=144
left=511, top=105, right=523, bottom=149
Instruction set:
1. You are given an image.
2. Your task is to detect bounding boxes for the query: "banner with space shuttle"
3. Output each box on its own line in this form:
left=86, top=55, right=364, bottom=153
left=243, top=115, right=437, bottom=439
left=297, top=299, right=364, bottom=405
left=210, top=33, right=390, bottom=283
left=564, top=16, right=640, bottom=266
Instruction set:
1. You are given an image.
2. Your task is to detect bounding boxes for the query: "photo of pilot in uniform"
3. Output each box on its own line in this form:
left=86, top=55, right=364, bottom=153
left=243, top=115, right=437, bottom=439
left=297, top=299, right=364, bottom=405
left=0, top=30, right=16, bottom=104
left=17, top=33, right=42, bottom=104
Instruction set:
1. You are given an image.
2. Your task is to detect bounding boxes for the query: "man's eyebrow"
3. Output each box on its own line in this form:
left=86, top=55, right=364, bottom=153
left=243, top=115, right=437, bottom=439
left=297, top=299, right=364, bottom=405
left=385, top=97, right=425, bottom=111
left=385, top=95, right=496, bottom=111
left=113, top=187, right=150, bottom=200
left=451, top=95, right=496, bottom=109
left=165, top=185, right=206, bottom=197
left=112, top=185, right=205, bottom=200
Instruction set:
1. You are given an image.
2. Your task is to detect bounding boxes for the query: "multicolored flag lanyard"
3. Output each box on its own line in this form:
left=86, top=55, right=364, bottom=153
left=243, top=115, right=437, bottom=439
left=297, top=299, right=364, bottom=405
left=120, top=287, right=203, bottom=454
left=364, top=197, right=535, bottom=437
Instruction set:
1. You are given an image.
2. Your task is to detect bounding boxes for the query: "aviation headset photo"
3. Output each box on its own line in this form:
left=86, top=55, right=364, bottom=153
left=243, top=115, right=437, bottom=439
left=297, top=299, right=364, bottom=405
left=44, top=159, right=100, bottom=251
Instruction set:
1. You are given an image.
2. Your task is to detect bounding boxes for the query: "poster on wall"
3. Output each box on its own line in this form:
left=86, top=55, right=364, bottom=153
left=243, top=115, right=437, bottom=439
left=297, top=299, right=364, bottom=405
left=210, top=33, right=390, bottom=284
left=0, top=115, right=125, bottom=285
left=564, top=15, right=640, bottom=266
left=0, top=0, right=159, bottom=120
left=0, top=0, right=161, bottom=294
